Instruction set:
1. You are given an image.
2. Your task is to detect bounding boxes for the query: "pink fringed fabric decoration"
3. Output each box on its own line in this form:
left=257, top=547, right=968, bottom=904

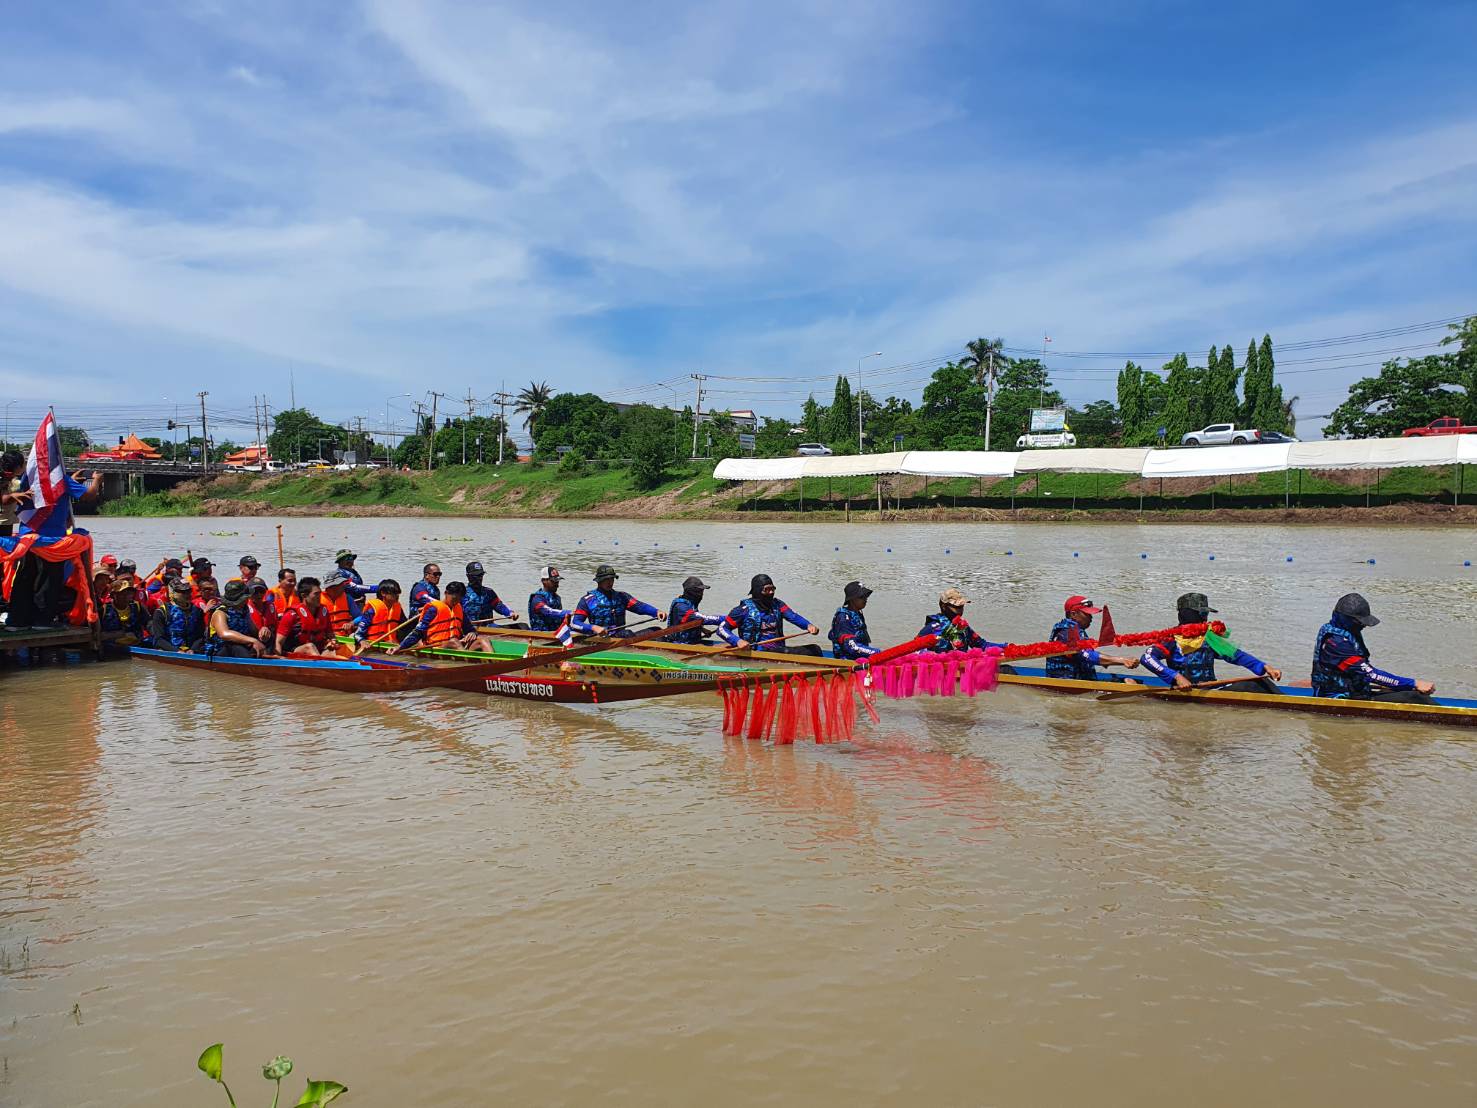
left=866, top=646, right=1001, bottom=701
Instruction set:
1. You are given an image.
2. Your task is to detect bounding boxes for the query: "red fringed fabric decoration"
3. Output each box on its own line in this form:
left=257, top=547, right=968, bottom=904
left=718, top=670, right=873, bottom=745
left=998, top=620, right=1227, bottom=661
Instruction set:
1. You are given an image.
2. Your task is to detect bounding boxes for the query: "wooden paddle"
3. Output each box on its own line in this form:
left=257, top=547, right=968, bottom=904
left=1095, top=673, right=1269, bottom=702
left=341, top=610, right=417, bottom=657
left=473, top=618, right=702, bottom=676
left=704, top=629, right=815, bottom=658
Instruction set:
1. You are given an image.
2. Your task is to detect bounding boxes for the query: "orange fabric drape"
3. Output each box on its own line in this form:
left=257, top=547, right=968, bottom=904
left=0, top=532, right=97, bottom=626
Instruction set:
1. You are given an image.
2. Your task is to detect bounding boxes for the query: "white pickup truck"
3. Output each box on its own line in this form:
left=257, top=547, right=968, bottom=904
left=1180, top=424, right=1263, bottom=446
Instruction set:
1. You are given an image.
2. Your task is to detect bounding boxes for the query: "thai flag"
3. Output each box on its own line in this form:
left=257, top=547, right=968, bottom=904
left=19, top=412, right=68, bottom=531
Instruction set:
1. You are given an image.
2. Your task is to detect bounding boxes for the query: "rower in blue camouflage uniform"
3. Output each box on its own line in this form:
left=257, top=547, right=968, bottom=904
left=917, top=588, right=1003, bottom=652
left=1311, top=593, right=1435, bottom=703
left=718, top=573, right=821, bottom=655
left=527, top=566, right=571, bottom=632
left=666, top=576, right=722, bottom=644
left=829, top=580, right=880, bottom=660
left=1138, top=591, right=1282, bottom=691
left=558, top=565, right=665, bottom=644
left=1045, top=595, right=1140, bottom=681
left=463, top=561, right=520, bottom=627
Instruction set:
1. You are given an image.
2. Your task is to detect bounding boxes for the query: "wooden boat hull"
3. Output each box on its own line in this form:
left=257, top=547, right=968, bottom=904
left=996, top=665, right=1477, bottom=729
left=425, top=667, right=727, bottom=704
left=131, top=646, right=437, bottom=692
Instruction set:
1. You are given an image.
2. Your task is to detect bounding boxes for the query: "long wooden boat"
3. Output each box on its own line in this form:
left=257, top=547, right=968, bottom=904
left=995, top=664, right=1477, bottom=729
left=129, top=645, right=807, bottom=707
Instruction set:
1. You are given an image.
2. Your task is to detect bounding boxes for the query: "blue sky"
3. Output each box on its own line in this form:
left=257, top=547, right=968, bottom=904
left=1, top=0, right=1475, bottom=443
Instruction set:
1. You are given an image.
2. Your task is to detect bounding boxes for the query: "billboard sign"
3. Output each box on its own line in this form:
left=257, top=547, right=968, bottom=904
left=1029, top=407, right=1068, bottom=433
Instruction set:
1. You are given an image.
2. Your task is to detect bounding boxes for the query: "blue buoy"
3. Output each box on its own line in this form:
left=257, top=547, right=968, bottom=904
left=739, top=544, right=744, bottom=549
left=945, top=548, right=951, bottom=554
left=1287, top=556, right=1294, bottom=562
left=834, top=546, right=839, bottom=551
left=1006, top=550, right=1013, bottom=556
left=782, top=545, right=788, bottom=550
left=542, top=539, right=548, bottom=544
left=1140, top=553, right=1148, bottom=559
left=1367, top=558, right=1376, bottom=565
left=1466, top=560, right=1472, bottom=567
left=1208, top=555, right=1215, bottom=561
left=886, top=547, right=892, bottom=553
left=1073, top=552, right=1079, bottom=558
left=577, top=540, right=583, bottom=545
left=613, top=540, right=619, bottom=545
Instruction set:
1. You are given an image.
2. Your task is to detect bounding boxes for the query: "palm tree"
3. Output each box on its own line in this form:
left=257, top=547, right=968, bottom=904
left=514, top=381, right=554, bottom=435
left=957, top=337, right=1004, bottom=447
left=1281, top=393, right=1300, bottom=436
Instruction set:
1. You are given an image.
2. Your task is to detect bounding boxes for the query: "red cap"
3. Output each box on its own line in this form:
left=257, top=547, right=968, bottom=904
left=100, top=554, right=119, bottom=568
left=1065, top=594, right=1102, bottom=614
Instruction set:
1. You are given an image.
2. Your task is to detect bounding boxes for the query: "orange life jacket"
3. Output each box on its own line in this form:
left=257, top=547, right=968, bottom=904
left=272, top=585, right=296, bottom=615
left=424, top=599, right=463, bottom=646
left=362, top=597, right=405, bottom=642
left=324, top=589, right=353, bottom=634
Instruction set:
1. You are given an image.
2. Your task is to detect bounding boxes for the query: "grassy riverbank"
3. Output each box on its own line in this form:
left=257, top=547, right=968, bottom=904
left=97, top=460, right=1474, bottom=523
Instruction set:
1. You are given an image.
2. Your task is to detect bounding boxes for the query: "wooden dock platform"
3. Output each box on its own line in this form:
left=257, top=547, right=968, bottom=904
left=0, top=624, right=103, bottom=660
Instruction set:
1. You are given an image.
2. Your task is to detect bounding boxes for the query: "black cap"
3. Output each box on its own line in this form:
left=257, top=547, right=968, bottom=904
left=1175, top=591, right=1217, bottom=615
left=541, top=565, right=561, bottom=581
left=1334, top=592, right=1380, bottom=627
left=682, top=576, right=707, bottom=592
left=165, top=558, right=184, bottom=571
left=594, top=564, right=618, bottom=581
left=117, top=559, right=136, bottom=572
left=466, top=561, right=484, bottom=576
left=246, top=577, right=268, bottom=593
left=222, top=581, right=248, bottom=604
left=750, top=573, right=774, bottom=596
left=844, top=580, right=872, bottom=601
left=239, top=555, right=260, bottom=568
left=191, top=557, right=214, bottom=574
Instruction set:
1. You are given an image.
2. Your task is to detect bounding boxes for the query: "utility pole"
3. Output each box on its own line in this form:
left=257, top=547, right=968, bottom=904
left=462, top=390, right=476, bottom=465
left=253, top=396, right=263, bottom=469
left=262, top=395, right=271, bottom=469
left=857, top=352, right=881, bottom=454
left=484, top=384, right=515, bottom=466
left=197, top=391, right=210, bottom=474
left=427, top=391, right=448, bottom=472
left=983, top=349, right=996, bottom=451
left=690, top=374, right=707, bottom=459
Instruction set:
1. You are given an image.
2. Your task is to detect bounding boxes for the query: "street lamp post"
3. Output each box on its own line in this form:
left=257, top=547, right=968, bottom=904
left=857, top=352, right=881, bottom=453
left=385, top=393, right=411, bottom=467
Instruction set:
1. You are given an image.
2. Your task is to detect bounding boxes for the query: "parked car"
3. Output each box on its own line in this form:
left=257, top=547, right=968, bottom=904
left=297, top=458, right=332, bottom=469
left=1180, top=424, right=1265, bottom=446
left=1256, top=431, right=1298, bottom=443
left=795, top=443, right=834, bottom=456
left=1401, top=417, right=1477, bottom=437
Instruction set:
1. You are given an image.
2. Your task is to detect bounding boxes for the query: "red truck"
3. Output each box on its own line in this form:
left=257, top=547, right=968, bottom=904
left=1401, top=417, right=1477, bottom=437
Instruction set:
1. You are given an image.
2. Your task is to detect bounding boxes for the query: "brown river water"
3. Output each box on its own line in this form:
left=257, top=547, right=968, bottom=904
left=3, top=517, right=1477, bottom=1105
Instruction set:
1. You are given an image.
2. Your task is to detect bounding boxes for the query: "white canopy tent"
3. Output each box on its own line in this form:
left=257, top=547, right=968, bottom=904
left=897, top=451, right=1018, bottom=478
left=1013, top=447, right=1151, bottom=474
left=1140, top=442, right=1293, bottom=478
left=712, top=435, right=1477, bottom=483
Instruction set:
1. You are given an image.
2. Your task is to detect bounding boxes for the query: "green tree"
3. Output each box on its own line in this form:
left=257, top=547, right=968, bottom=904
left=958, top=337, right=1005, bottom=444
left=917, top=361, right=985, bottom=448
left=800, top=395, right=824, bottom=441
left=531, top=393, right=618, bottom=460
left=57, top=426, right=92, bottom=455
left=1068, top=400, right=1122, bottom=447
left=754, top=416, right=795, bottom=458
left=620, top=404, right=680, bottom=486
left=1441, top=316, right=1477, bottom=424
left=823, top=376, right=854, bottom=445
left=1325, top=354, right=1465, bottom=438
left=1240, top=339, right=1262, bottom=425
left=992, top=357, right=1061, bottom=444
left=1159, top=354, right=1204, bottom=440
left=1117, top=361, right=1147, bottom=442
left=1251, top=334, right=1288, bottom=432
left=514, top=381, right=555, bottom=438
left=269, top=408, right=346, bottom=465
left=863, top=394, right=915, bottom=452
